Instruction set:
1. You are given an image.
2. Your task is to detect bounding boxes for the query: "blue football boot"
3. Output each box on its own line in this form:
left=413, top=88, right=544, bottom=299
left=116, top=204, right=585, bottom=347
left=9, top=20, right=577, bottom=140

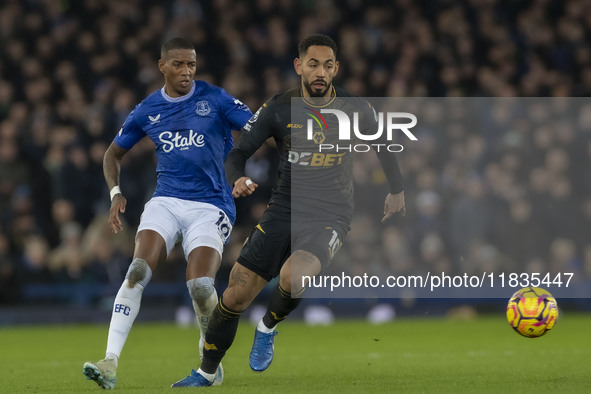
left=249, top=329, right=278, bottom=372
left=171, top=369, right=213, bottom=388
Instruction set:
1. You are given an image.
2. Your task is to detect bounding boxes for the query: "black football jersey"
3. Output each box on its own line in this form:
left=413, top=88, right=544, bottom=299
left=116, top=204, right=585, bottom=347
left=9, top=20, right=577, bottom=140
left=225, top=86, right=403, bottom=223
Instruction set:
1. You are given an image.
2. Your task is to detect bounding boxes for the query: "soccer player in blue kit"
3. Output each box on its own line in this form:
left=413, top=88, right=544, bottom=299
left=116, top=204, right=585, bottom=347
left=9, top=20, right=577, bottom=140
left=82, top=37, right=252, bottom=389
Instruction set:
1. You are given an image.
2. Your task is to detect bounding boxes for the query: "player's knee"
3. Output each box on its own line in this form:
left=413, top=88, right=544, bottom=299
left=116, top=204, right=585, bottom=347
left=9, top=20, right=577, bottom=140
left=187, top=277, right=216, bottom=302
left=125, top=258, right=153, bottom=288
left=289, top=250, right=321, bottom=280
left=222, top=286, right=251, bottom=312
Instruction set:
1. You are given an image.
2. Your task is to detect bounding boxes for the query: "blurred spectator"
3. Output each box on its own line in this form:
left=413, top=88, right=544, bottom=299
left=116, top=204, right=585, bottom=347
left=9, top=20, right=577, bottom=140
left=0, top=230, right=19, bottom=302
left=18, top=233, right=52, bottom=284
left=449, top=175, right=492, bottom=264
left=48, top=222, right=86, bottom=283
left=81, top=214, right=133, bottom=285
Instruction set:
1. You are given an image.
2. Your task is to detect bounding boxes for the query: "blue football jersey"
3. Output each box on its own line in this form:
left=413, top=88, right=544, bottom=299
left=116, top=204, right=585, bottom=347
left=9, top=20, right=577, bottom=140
left=114, top=80, right=252, bottom=223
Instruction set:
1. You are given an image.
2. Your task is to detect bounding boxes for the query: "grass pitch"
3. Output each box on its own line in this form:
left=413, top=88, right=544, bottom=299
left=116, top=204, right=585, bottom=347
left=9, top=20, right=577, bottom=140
left=1, top=313, right=590, bottom=393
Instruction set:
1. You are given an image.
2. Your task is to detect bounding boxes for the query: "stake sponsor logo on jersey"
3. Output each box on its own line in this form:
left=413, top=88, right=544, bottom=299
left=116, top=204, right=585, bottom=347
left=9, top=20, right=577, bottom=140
left=159, top=129, right=205, bottom=152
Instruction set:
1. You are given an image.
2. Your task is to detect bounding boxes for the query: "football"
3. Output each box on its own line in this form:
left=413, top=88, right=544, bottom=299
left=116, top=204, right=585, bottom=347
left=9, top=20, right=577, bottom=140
left=506, top=287, right=559, bottom=338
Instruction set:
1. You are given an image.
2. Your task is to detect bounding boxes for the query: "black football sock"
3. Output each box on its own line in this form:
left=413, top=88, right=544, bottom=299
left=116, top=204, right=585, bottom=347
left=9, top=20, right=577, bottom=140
left=201, top=298, right=242, bottom=374
left=262, top=283, right=304, bottom=329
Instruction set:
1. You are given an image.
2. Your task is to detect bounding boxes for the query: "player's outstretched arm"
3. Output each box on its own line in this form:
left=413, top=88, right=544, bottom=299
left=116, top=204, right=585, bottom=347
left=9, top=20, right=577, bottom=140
left=103, top=142, right=128, bottom=233
left=371, top=136, right=405, bottom=222
left=382, top=191, right=406, bottom=223
left=225, top=100, right=275, bottom=196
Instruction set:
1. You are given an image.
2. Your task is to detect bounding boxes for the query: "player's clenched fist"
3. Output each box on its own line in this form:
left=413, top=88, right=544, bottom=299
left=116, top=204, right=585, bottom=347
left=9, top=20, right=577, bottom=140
left=232, top=177, right=258, bottom=198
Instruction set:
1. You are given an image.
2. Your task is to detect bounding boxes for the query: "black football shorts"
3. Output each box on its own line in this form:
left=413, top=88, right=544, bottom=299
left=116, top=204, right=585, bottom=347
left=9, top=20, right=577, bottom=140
left=237, top=206, right=350, bottom=282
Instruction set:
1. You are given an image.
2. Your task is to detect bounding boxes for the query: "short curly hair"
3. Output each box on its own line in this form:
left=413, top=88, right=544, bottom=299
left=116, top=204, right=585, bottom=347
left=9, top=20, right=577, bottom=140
left=298, top=34, right=337, bottom=58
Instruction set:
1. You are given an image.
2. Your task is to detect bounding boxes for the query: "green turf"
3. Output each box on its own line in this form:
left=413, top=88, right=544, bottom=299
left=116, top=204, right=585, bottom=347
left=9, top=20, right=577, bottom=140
left=1, top=314, right=590, bottom=393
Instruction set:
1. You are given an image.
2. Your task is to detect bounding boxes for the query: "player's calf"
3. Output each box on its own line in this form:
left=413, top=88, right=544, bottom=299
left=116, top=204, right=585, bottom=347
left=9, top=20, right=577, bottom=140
left=187, top=277, right=218, bottom=342
left=187, top=277, right=224, bottom=385
left=82, top=258, right=153, bottom=389
left=172, top=298, right=241, bottom=387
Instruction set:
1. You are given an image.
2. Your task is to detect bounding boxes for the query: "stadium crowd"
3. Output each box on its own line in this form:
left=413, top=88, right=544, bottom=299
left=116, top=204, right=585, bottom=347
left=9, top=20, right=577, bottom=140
left=1, top=0, right=591, bottom=305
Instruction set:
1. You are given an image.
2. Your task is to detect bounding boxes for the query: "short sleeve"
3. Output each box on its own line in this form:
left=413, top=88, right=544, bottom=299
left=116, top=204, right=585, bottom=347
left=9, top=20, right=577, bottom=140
left=113, top=105, right=146, bottom=150
left=218, top=89, right=253, bottom=130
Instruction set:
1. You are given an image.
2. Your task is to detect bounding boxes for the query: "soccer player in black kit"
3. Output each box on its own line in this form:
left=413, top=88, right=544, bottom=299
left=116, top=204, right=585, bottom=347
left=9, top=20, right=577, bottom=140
left=171, top=34, right=406, bottom=387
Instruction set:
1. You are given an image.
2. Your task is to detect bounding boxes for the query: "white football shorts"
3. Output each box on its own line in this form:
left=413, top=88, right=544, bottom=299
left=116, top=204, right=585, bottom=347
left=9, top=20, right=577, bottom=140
left=137, top=196, right=232, bottom=260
